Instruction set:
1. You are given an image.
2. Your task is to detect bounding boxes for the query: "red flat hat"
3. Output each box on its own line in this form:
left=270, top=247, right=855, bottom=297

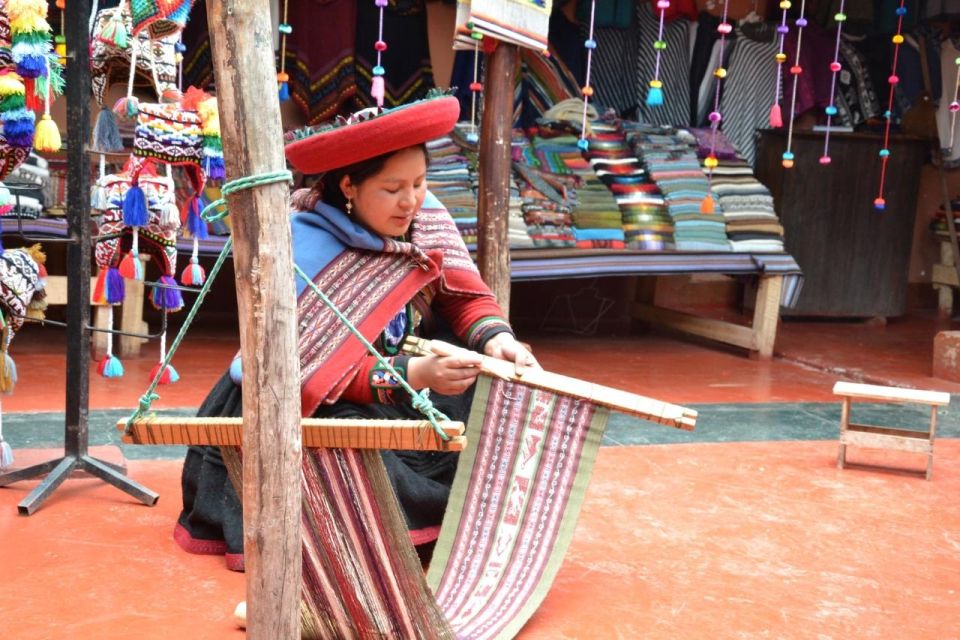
left=285, top=95, right=461, bottom=174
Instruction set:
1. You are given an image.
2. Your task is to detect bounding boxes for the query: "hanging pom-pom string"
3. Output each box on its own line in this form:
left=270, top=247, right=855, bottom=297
left=277, top=0, right=291, bottom=101
left=782, top=0, right=809, bottom=169
left=119, top=228, right=145, bottom=280
left=466, top=31, right=482, bottom=145
left=646, top=0, right=669, bottom=108
left=577, top=0, right=598, bottom=152
left=371, top=0, right=388, bottom=107
left=820, top=2, right=847, bottom=165
left=769, top=1, right=790, bottom=127
left=703, top=0, right=733, bottom=211
left=949, top=56, right=960, bottom=151
left=874, top=0, right=907, bottom=210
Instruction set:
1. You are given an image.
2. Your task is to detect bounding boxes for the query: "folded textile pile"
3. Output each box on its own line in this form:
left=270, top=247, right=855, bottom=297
left=426, top=130, right=477, bottom=246
left=709, top=158, right=785, bottom=253
left=514, top=133, right=576, bottom=248
left=591, top=121, right=673, bottom=251
left=530, top=130, right=624, bottom=249
left=626, top=124, right=729, bottom=252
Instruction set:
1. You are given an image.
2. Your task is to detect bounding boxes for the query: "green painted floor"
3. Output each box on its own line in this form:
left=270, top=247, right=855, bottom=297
left=3, top=400, right=957, bottom=460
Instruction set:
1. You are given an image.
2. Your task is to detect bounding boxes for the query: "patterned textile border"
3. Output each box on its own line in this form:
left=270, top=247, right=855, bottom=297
left=428, top=375, right=609, bottom=640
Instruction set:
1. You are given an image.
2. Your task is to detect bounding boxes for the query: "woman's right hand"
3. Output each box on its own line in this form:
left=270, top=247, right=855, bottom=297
left=406, top=352, right=482, bottom=395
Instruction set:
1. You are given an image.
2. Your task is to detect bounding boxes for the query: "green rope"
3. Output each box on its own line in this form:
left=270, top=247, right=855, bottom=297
left=124, top=169, right=292, bottom=433
left=201, top=170, right=293, bottom=222
left=293, top=263, right=451, bottom=441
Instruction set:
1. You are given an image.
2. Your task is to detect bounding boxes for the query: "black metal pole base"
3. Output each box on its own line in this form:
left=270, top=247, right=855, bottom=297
left=0, top=455, right=159, bottom=516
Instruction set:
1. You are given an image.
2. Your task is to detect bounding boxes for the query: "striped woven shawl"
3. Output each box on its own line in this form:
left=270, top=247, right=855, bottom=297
left=299, top=374, right=608, bottom=639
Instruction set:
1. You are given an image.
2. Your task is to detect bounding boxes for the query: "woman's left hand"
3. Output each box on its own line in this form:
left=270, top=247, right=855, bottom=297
left=483, top=333, right=541, bottom=377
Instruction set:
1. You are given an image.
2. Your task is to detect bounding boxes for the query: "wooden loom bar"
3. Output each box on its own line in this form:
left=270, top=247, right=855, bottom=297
left=119, top=418, right=466, bottom=452
left=403, top=337, right=698, bottom=431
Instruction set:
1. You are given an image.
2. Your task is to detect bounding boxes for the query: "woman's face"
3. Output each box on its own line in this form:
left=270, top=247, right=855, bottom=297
left=340, top=146, right=427, bottom=238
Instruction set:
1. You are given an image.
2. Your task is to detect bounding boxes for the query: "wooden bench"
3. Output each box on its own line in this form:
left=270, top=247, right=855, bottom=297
left=833, top=381, right=950, bottom=480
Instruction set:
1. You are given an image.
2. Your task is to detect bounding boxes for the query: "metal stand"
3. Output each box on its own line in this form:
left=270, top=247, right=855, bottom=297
left=0, top=0, right=158, bottom=514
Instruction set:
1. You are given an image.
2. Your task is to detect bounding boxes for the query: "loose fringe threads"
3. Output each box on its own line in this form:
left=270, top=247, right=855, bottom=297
left=0, top=323, right=17, bottom=395
left=0, top=398, right=12, bottom=469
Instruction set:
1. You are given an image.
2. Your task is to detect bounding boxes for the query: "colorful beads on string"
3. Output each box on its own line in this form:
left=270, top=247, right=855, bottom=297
left=820, top=0, right=847, bottom=165
left=769, top=0, right=791, bottom=128
left=646, top=0, right=669, bottom=108
left=277, top=0, right=291, bottom=101
left=466, top=28, right=482, bottom=145
left=578, top=0, right=599, bottom=151
left=371, top=0, right=388, bottom=106
left=781, top=0, right=810, bottom=170
left=702, top=0, right=733, bottom=213
left=875, top=0, right=907, bottom=210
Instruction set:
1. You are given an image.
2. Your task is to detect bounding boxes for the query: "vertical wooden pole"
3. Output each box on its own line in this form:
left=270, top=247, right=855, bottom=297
left=205, top=1, right=301, bottom=638
left=476, top=42, right=518, bottom=316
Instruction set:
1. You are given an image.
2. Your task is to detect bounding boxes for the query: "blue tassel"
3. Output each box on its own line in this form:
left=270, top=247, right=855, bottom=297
left=101, top=354, right=124, bottom=378
left=151, top=275, right=184, bottom=311
left=123, top=184, right=149, bottom=227
left=106, top=267, right=125, bottom=303
left=278, top=82, right=290, bottom=101
left=186, top=197, right=209, bottom=239
left=16, top=55, right=46, bottom=78
left=166, top=364, right=180, bottom=383
left=646, top=85, right=664, bottom=107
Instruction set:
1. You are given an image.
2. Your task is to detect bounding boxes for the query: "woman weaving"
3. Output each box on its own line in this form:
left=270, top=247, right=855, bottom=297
left=176, top=95, right=539, bottom=570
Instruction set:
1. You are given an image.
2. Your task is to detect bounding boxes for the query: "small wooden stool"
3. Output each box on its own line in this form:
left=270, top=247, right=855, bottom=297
left=833, top=381, right=950, bottom=480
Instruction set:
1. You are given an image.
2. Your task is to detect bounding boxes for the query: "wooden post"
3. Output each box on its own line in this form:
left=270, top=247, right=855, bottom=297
left=476, top=42, right=518, bottom=316
left=205, top=1, right=301, bottom=638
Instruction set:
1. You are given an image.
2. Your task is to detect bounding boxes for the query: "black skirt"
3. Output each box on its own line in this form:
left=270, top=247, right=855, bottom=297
left=175, top=368, right=474, bottom=569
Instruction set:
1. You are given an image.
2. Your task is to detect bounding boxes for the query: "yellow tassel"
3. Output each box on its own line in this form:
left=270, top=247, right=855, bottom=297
left=198, top=97, right=220, bottom=135
left=26, top=298, right=46, bottom=320
left=0, top=74, right=25, bottom=96
left=34, top=114, right=61, bottom=152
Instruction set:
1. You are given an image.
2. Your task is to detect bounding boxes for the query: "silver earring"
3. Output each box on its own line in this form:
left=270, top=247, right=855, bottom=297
left=345, top=199, right=353, bottom=215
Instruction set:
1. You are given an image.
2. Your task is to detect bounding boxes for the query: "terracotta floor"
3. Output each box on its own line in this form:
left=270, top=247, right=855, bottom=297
left=1, top=311, right=959, bottom=639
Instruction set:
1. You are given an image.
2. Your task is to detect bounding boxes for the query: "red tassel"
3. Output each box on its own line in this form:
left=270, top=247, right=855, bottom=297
left=118, top=252, right=144, bottom=280
left=769, top=104, right=783, bottom=128
left=92, top=269, right=107, bottom=304
left=23, top=78, right=42, bottom=111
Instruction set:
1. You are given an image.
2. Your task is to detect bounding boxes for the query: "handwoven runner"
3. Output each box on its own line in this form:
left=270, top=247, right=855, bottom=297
left=298, top=374, right=608, bottom=639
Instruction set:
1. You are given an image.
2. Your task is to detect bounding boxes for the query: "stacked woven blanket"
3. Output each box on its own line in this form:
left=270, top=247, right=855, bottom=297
left=709, top=158, right=785, bottom=253
left=627, top=124, right=730, bottom=252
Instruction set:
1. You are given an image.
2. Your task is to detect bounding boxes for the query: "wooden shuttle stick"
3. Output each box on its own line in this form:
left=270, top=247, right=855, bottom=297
left=403, top=336, right=697, bottom=432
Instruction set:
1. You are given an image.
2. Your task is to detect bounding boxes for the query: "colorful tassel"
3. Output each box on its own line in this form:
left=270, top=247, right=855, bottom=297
left=97, top=354, right=124, bottom=378
left=92, top=268, right=108, bottom=304
left=106, top=266, right=125, bottom=302
left=181, top=256, right=205, bottom=286
left=92, top=106, right=123, bottom=152
left=151, top=275, right=183, bottom=312
left=118, top=251, right=144, bottom=281
left=33, top=113, right=60, bottom=152
left=0, top=72, right=35, bottom=150
left=700, top=195, right=716, bottom=214
left=112, top=95, right=139, bottom=118
left=149, top=361, right=179, bottom=385
left=769, top=103, right=783, bottom=128
left=99, top=10, right=128, bottom=48
left=646, top=82, right=664, bottom=107
left=184, top=196, right=208, bottom=239
left=122, top=182, right=149, bottom=226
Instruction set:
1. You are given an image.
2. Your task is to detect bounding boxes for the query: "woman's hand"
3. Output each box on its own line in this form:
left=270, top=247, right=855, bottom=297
left=483, top=333, right=541, bottom=377
left=407, top=351, right=483, bottom=395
